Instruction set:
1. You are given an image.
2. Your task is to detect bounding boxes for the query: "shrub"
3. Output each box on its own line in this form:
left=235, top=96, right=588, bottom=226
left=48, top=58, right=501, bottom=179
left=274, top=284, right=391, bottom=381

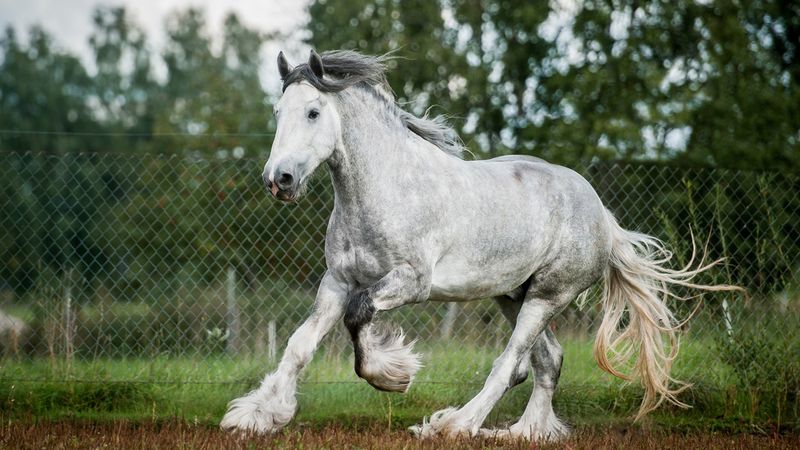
left=716, top=307, right=800, bottom=426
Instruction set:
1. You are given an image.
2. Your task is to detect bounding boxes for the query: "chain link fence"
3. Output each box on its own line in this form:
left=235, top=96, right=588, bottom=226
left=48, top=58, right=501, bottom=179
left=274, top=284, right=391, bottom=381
left=0, top=151, right=798, bottom=406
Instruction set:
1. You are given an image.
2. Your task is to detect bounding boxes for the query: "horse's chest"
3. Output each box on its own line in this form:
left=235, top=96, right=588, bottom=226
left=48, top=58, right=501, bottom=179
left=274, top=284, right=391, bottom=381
left=329, top=238, right=394, bottom=288
left=327, top=212, right=415, bottom=286
left=352, top=245, right=387, bottom=281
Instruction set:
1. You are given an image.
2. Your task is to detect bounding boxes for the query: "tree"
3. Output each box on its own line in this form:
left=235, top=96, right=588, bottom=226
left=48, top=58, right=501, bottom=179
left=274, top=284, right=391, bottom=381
left=0, top=7, right=279, bottom=296
left=0, top=27, right=106, bottom=295
left=157, top=8, right=271, bottom=157
left=0, top=26, right=99, bottom=153
left=306, top=0, right=800, bottom=170
left=89, top=6, right=158, bottom=147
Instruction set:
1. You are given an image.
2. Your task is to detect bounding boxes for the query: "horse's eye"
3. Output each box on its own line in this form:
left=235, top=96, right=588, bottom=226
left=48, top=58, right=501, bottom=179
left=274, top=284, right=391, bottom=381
left=308, top=109, right=320, bottom=120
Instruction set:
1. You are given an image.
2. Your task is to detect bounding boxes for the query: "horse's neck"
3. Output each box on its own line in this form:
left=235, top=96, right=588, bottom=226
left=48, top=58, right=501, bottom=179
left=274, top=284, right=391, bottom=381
left=327, top=101, right=433, bottom=214
left=328, top=127, right=404, bottom=211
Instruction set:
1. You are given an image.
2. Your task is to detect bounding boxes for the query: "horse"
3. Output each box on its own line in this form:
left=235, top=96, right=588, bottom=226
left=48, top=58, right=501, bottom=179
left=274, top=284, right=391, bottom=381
left=219, top=49, right=740, bottom=440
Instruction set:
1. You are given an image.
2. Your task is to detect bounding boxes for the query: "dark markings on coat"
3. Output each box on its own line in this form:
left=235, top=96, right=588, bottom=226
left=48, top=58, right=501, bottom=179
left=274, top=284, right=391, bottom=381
left=344, top=289, right=375, bottom=377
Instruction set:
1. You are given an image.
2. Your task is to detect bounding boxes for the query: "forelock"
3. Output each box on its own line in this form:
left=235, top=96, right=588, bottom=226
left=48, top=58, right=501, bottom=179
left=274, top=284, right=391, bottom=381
left=281, top=50, right=393, bottom=95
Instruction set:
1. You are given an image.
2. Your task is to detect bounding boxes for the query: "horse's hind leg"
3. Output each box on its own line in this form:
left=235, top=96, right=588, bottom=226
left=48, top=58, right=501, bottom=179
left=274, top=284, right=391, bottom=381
left=410, top=293, right=571, bottom=439
left=494, top=296, right=530, bottom=388
left=500, top=327, right=569, bottom=440
left=493, top=297, right=569, bottom=440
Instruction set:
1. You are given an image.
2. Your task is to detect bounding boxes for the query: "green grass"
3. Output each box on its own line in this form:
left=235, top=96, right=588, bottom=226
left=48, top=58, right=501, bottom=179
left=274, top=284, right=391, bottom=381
left=2, top=338, right=795, bottom=433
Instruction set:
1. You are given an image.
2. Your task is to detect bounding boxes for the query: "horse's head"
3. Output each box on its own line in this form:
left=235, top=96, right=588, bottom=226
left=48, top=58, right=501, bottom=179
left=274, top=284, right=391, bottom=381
left=263, top=50, right=342, bottom=202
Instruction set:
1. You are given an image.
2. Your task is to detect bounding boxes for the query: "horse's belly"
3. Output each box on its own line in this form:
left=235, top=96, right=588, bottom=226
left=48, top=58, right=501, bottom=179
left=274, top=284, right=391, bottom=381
left=428, top=255, right=533, bottom=301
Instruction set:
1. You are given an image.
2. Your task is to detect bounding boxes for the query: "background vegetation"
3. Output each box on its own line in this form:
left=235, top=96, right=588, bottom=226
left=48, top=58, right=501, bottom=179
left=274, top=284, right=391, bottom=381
left=1, top=1, right=799, bottom=294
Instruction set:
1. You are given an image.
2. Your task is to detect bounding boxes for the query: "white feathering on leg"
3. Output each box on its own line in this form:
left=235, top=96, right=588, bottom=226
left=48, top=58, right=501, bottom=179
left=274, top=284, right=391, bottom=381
left=219, top=373, right=297, bottom=434
left=478, top=390, right=571, bottom=442
left=408, top=407, right=471, bottom=439
left=358, top=323, right=422, bottom=393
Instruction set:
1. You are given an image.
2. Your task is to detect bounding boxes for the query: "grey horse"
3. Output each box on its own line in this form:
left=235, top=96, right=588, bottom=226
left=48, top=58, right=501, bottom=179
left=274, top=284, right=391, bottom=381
left=220, top=50, right=739, bottom=440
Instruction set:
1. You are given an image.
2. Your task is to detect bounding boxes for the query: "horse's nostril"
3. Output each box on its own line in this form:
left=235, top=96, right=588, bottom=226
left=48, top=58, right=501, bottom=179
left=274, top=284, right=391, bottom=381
left=263, top=173, right=272, bottom=191
left=276, top=171, right=294, bottom=189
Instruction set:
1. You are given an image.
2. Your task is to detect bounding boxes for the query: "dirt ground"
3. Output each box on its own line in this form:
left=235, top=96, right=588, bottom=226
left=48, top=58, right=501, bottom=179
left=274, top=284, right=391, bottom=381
left=1, top=420, right=798, bottom=450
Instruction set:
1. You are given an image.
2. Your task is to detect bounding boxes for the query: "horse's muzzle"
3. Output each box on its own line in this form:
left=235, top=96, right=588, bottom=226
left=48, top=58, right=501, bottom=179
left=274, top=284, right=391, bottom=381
left=263, top=172, right=297, bottom=202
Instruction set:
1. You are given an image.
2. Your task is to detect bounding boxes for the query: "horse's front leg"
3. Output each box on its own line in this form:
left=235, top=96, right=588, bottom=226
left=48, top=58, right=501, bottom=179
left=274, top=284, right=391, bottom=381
left=343, top=264, right=430, bottom=392
left=220, top=271, right=346, bottom=433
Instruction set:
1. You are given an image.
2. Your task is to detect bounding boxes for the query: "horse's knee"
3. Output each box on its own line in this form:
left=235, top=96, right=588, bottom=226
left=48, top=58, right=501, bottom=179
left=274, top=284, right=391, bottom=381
left=344, top=289, right=374, bottom=338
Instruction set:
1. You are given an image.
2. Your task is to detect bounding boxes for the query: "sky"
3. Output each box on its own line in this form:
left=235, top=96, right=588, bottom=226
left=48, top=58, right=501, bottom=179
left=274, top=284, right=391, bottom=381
left=0, top=0, right=312, bottom=93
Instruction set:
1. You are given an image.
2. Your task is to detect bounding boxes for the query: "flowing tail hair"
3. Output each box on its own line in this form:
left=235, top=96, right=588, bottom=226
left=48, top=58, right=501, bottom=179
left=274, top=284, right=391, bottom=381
left=593, top=210, right=743, bottom=420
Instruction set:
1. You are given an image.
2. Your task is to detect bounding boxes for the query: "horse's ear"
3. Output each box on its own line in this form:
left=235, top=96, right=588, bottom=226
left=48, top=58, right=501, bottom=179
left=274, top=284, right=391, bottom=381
left=277, top=51, right=292, bottom=80
left=308, top=49, right=324, bottom=78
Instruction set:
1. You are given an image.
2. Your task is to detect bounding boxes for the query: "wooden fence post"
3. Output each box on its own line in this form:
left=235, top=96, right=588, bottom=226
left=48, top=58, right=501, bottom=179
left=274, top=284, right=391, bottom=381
left=441, top=302, right=458, bottom=339
left=226, top=266, right=240, bottom=355
left=267, top=320, right=276, bottom=363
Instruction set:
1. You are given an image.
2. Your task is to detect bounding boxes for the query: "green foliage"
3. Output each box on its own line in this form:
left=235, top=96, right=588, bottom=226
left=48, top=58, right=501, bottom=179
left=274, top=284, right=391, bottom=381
left=89, top=7, right=158, bottom=142
left=0, top=381, right=154, bottom=414
left=0, top=28, right=98, bottom=153
left=0, top=5, right=272, bottom=156
left=16, top=278, right=318, bottom=359
left=583, top=163, right=799, bottom=296
left=307, top=0, right=800, bottom=169
left=0, top=6, right=277, bottom=297
left=1, top=2, right=798, bottom=164
left=716, top=310, right=800, bottom=425
left=157, top=9, right=271, bottom=155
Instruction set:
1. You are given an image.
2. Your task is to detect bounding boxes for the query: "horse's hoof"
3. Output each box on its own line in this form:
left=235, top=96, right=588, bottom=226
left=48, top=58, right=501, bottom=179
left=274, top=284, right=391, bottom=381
left=407, top=424, right=423, bottom=438
left=409, top=407, right=473, bottom=439
left=220, top=389, right=296, bottom=434
left=483, top=413, right=570, bottom=441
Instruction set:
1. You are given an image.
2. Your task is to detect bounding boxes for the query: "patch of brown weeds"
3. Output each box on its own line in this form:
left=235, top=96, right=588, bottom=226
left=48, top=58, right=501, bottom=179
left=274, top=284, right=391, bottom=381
left=0, top=420, right=797, bottom=450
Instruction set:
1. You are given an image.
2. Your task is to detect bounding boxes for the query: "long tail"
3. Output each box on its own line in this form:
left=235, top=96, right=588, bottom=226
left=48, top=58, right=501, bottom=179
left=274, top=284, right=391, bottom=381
left=594, top=210, right=743, bottom=420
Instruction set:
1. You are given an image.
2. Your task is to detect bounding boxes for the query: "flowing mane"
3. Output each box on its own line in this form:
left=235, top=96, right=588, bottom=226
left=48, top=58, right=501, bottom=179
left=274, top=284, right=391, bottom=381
left=281, top=50, right=466, bottom=159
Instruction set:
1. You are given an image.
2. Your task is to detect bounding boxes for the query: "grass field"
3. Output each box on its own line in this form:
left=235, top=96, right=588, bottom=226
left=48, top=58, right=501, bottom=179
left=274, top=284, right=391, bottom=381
left=1, top=337, right=796, bottom=435
left=1, top=336, right=797, bottom=450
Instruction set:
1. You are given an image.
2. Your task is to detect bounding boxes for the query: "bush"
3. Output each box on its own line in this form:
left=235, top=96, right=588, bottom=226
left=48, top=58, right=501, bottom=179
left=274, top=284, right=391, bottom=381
left=716, top=307, right=800, bottom=425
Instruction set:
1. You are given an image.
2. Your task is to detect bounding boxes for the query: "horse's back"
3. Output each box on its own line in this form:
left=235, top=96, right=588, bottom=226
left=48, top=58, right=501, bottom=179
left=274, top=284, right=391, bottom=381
left=487, top=154, right=549, bottom=164
left=475, top=154, right=602, bottom=214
